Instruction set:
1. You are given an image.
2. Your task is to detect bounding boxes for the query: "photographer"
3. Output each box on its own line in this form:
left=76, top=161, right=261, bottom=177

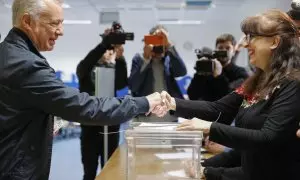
left=76, top=29, right=128, bottom=180
left=288, top=0, right=300, bottom=139
left=129, top=25, right=187, bottom=122
left=187, top=34, right=248, bottom=102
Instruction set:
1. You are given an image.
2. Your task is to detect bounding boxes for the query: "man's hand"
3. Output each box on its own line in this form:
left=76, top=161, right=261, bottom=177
left=235, top=35, right=246, bottom=52
left=297, top=129, right=300, bottom=138
left=101, top=50, right=116, bottom=64
left=176, top=118, right=212, bottom=134
left=154, top=29, right=172, bottom=48
left=212, top=59, right=223, bottom=77
left=101, top=28, right=113, bottom=45
left=103, top=28, right=112, bottom=36
left=145, top=92, right=162, bottom=115
left=115, top=45, right=124, bottom=59
left=147, top=91, right=175, bottom=117
left=143, top=44, right=153, bottom=60
left=160, top=91, right=176, bottom=111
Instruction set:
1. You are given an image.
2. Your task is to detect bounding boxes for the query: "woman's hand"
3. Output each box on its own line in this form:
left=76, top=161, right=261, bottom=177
left=177, top=118, right=212, bottom=134
left=204, top=136, right=225, bottom=154
left=183, top=160, right=206, bottom=179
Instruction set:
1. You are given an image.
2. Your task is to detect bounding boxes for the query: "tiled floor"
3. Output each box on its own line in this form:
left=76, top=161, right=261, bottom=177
left=49, top=138, right=85, bottom=180
left=49, top=122, right=128, bottom=180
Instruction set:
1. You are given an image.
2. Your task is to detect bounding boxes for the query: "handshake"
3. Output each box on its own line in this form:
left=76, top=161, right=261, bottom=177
left=145, top=91, right=213, bottom=134
left=145, top=91, right=176, bottom=117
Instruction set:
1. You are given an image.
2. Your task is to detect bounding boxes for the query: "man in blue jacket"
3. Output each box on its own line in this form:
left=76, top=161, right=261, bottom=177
left=129, top=25, right=187, bottom=122
left=0, top=0, right=162, bottom=179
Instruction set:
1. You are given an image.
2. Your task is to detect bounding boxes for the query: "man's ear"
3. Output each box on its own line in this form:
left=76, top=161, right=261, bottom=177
left=270, top=35, right=280, bottom=50
left=20, top=13, right=32, bottom=30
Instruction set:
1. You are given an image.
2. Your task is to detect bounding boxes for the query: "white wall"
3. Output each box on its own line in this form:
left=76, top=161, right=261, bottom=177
left=0, top=0, right=291, bottom=79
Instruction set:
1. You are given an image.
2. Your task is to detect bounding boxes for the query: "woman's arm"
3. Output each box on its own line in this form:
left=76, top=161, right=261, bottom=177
left=209, top=81, right=300, bottom=150
left=174, top=92, right=243, bottom=123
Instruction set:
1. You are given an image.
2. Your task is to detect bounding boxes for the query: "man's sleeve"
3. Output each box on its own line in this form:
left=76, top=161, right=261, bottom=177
left=115, top=56, right=128, bottom=90
left=76, top=42, right=108, bottom=80
left=167, top=46, right=187, bottom=77
left=19, top=59, right=149, bottom=126
left=128, top=54, right=150, bottom=96
left=187, top=74, right=210, bottom=100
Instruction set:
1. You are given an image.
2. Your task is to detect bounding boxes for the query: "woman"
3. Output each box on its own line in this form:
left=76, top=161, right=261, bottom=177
left=159, top=9, right=300, bottom=180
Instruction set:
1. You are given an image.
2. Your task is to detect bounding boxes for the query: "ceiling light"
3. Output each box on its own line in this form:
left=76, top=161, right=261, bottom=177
left=155, top=2, right=186, bottom=9
left=62, top=3, right=71, bottom=9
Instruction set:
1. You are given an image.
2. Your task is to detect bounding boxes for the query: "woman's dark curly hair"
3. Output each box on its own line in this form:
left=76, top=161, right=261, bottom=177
left=241, top=9, right=300, bottom=100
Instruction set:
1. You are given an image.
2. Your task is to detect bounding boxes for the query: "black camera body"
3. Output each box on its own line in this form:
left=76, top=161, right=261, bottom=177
left=153, top=46, right=164, bottom=54
left=100, top=22, right=134, bottom=45
left=288, top=0, right=300, bottom=20
left=194, top=49, right=228, bottom=75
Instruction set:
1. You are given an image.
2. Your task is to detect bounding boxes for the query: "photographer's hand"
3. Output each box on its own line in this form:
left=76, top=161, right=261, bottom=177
left=143, top=44, right=153, bottom=61
left=155, top=29, right=172, bottom=48
left=100, top=50, right=116, bottom=64
left=212, top=59, right=223, bottom=77
left=235, top=35, right=246, bottom=52
left=115, top=45, right=124, bottom=59
left=101, top=28, right=114, bottom=50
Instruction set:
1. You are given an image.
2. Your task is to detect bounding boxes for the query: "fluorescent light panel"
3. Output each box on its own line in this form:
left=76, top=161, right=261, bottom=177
left=185, top=0, right=212, bottom=6
left=62, top=3, right=71, bottom=9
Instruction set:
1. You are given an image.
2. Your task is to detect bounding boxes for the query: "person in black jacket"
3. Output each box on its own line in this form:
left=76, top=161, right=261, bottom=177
left=187, top=34, right=249, bottom=102
left=288, top=0, right=300, bottom=140
left=0, top=1, right=163, bottom=179
left=157, top=9, right=300, bottom=180
left=76, top=45, right=128, bottom=180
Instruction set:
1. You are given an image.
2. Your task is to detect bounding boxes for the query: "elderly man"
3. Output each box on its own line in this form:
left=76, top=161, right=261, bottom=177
left=0, top=0, right=162, bottom=179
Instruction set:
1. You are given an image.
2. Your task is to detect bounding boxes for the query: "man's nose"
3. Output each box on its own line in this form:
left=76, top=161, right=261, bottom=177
left=56, top=26, right=64, bottom=36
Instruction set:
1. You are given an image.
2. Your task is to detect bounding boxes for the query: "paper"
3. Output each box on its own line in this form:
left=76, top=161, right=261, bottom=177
left=166, top=169, right=187, bottom=178
left=135, top=123, right=177, bottom=131
left=155, top=152, right=193, bottom=160
left=178, top=148, right=207, bottom=153
left=139, top=123, right=176, bottom=127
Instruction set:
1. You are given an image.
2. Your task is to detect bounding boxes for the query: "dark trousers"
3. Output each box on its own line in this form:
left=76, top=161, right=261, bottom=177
left=80, top=125, right=120, bottom=180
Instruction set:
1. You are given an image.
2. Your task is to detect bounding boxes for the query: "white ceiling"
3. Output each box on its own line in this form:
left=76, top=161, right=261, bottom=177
left=0, top=0, right=248, bottom=21
left=0, top=0, right=292, bottom=74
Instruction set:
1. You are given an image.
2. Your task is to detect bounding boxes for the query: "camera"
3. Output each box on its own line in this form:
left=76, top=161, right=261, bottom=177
left=144, top=34, right=167, bottom=54
left=288, top=0, right=300, bottom=20
left=100, top=21, right=134, bottom=45
left=194, top=49, right=228, bottom=75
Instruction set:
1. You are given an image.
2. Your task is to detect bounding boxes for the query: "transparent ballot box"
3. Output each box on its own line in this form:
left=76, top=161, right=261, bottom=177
left=125, top=122, right=203, bottom=180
